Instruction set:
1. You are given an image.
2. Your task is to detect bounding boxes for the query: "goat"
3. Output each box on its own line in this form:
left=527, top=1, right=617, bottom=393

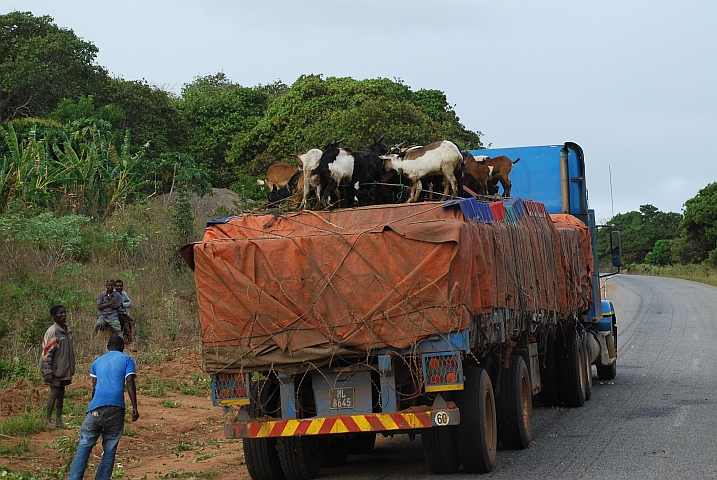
left=380, top=140, right=463, bottom=203
left=257, top=162, right=300, bottom=192
left=294, top=148, right=323, bottom=210
left=267, top=170, right=303, bottom=205
left=463, top=154, right=520, bottom=197
left=317, top=140, right=384, bottom=208
left=259, top=163, right=302, bottom=205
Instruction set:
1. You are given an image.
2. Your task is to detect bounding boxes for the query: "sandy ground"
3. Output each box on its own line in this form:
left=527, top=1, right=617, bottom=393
left=0, top=352, right=251, bottom=479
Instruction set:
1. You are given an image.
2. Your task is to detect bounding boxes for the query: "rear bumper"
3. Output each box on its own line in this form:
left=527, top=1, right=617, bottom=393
left=226, top=406, right=460, bottom=439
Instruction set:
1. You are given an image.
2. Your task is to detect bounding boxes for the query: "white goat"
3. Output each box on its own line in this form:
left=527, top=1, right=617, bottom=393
left=294, top=149, right=323, bottom=209
left=381, top=140, right=463, bottom=203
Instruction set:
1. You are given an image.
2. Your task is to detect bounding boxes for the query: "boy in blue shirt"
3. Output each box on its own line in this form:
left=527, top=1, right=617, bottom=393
left=68, top=335, right=140, bottom=480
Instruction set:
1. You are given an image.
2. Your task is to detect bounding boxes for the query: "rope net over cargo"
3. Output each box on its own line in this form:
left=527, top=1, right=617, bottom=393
left=181, top=198, right=594, bottom=384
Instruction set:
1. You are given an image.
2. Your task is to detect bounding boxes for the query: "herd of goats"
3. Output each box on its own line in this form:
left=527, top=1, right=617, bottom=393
left=257, top=137, right=520, bottom=210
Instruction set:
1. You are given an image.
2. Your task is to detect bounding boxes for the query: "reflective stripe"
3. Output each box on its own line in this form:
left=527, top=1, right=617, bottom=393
left=227, top=409, right=448, bottom=439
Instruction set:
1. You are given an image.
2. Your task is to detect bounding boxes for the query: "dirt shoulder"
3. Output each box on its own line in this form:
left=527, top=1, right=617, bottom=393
left=0, top=352, right=251, bottom=479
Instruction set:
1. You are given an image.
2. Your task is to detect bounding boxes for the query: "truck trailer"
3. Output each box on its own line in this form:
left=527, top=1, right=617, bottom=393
left=181, top=142, right=619, bottom=479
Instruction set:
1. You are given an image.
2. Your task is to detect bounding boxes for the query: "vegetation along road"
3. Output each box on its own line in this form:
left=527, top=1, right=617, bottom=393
left=303, top=274, right=717, bottom=479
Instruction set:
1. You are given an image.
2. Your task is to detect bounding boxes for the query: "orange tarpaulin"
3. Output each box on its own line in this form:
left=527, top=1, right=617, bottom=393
left=182, top=201, right=594, bottom=372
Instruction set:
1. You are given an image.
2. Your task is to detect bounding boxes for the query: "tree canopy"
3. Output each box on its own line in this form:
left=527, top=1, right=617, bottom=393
left=0, top=11, right=107, bottom=122
left=679, top=182, right=717, bottom=264
left=597, top=204, right=682, bottom=265
left=227, top=75, right=483, bottom=176
left=178, top=73, right=270, bottom=186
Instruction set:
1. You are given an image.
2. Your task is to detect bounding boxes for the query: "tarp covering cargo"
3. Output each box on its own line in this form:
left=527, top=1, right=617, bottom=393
left=181, top=199, right=594, bottom=372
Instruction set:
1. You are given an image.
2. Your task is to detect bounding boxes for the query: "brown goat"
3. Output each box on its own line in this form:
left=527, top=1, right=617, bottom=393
left=257, top=162, right=300, bottom=192
left=463, top=154, right=520, bottom=197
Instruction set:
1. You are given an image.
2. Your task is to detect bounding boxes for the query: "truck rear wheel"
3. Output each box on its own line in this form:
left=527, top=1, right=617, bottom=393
left=496, top=355, right=532, bottom=449
left=244, top=380, right=285, bottom=480
left=421, top=425, right=460, bottom=474
left=539, top=329, right=561, bottom=407
left=560, top=328, right=586, bottom=407
left=277, top=436, right=321, bottom=480
left=455, top=366, right=497, bottom=472
left=582, top=331, right=593, bottom=401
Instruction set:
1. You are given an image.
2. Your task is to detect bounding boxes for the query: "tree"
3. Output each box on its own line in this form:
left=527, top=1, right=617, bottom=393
left=227, top=75, right=483, bottom=176
left=141, top=152, right=211, bottom=198
left=645, top=239, right=673, bottom=266
left=95, top=78, right=183, bottom=159
left=49, top=95, right=126, bottom=129
left=177, top=73, right=269, bottom=187
left=678, top=182, right=717, bottom=263
left=597, top=204, right=682, bottom=265
left=0, top=11, right=108, bottom=122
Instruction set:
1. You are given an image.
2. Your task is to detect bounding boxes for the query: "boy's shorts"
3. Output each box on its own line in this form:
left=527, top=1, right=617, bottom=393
left=118, top=313, right=134, bottom=332
left=96, top=315, right=122, bottom=333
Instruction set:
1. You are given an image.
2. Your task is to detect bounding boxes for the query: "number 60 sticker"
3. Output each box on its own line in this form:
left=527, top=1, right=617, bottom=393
left=434, top=410, right=451, bottom=426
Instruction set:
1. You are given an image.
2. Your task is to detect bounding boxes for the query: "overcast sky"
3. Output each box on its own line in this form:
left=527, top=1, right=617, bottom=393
left=11, top=1, right=717, bottom=221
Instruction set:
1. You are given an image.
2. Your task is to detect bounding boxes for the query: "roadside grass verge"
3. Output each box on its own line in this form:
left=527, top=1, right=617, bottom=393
left=621, top=264, right=717, bottom=288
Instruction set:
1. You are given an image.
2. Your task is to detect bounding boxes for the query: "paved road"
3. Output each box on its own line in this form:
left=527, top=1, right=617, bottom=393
left=322, top=275, right=717, bottom=479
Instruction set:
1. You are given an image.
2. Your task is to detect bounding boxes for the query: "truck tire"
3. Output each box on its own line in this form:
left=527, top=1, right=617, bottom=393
left=347, top=432, right=376, bottom=454
left=244, top=380, right=285, bottom=480
left=539, top=329, right=561, bottom=407
left=560, top=328, right=586, bottom=407
left=455, top=366, right=497, bottom=473
left=421, top=426, right=460, bottom=474
left=582, top=331, right=593, bottom=401
left=496, top=355, right=532, bottom=449
left=277, top=436, right=321, bottom=480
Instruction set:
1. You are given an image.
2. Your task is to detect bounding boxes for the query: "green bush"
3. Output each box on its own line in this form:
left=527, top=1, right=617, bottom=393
left=230, top=173, right=266, bottom=203
left=20, top=314, right=51, bottom=346
left=0, top=316, right=10, bottom=342
left=0, top=358, right=39, bottom=383
left=0, top=211, right=90, bottom=274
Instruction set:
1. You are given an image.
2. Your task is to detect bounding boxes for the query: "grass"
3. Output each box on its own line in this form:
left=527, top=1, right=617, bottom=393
left=0, top=440, right=30, bottom=456
left=161, top=399, right=181, bottom=408
left=140, top=376, right=167, bottom=397
left=0, top=414, right=46, bottom=437
left=0, top=467, right=55, bottom=479
left=170, top=442, right=193, bottom=453
left=159, top=468, right=219, bottom=479
left=0, top=359, right=41, bottom=387
left=137, top=373, right=211, bottom=398
left=621, top=263, right=717, bottom=287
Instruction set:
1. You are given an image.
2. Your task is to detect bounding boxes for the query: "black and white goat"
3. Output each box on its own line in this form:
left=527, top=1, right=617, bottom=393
left=381, top=140, right=463, bottom=203
left=317, top=140, right=384, bottom=208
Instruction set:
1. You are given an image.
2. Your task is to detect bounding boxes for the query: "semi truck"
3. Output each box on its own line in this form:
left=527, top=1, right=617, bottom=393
left=180, top=142, right=620, bottom=479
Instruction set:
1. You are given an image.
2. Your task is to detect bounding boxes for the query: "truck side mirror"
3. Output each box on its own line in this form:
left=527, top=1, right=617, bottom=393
left=610, top=230, right=622, bottom=267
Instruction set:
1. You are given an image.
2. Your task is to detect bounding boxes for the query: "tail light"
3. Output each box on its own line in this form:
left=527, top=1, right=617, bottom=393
left=422, top=353, right=464, bottom=392
left=212, top=372, right=250, bottom=406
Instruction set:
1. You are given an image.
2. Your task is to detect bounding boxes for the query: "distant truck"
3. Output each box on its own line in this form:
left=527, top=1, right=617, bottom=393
left=181, top=142, right=620, bottom=479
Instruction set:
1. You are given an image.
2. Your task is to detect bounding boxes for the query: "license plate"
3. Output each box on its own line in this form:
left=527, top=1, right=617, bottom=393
left=329, top=387, right=355, bottom=410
